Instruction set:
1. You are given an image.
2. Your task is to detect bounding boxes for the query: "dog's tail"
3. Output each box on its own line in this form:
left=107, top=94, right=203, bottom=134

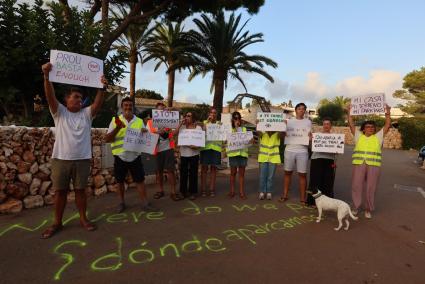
left=348, top=209, right=358, bottom=220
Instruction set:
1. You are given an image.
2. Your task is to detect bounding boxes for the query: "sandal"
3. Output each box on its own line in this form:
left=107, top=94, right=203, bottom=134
left=209, top=191, right=216, bottom=197
left=227, top=191, right=235, bottom=198
left=278, top=196, right=289, bottom=202
left=189, top=195, right=196, bottom=201
left=153, top=191, right=165, bottom=199
left=41, top=224, right=63, bottom=239
left=300, top=201, right=308, bottom=207
left=80, top=221, right=97, bottom=232
left=201, top=191, right=207, bottom=197
left=170, top=193, right=183, bottom=201
left=239, top=193, right=247, bottom=200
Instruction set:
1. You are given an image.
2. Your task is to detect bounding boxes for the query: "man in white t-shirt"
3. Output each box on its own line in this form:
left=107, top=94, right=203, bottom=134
left=41, top=62, right=107, bottom=239
left=279, top=103, right=312, bottom=204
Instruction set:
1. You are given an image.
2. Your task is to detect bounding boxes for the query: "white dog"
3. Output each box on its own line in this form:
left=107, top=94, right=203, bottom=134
left=310, top=189, right=358, bottom=231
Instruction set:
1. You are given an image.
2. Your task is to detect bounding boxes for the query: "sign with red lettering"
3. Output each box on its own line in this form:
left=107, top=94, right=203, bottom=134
left=49, top=50, right=104, bottom=88
left=350, top=93, right=386, bottom=116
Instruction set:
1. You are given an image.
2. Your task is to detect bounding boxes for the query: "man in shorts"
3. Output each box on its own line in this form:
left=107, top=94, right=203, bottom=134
left=279, top=103, right=312, bottom=205
left=105, top=96, right=158, bottom=212
left=147, top=102, right=181, bottom=201
left=200, top=108, right=222, bottom=197
left=41, top=62, right=107, bottom=239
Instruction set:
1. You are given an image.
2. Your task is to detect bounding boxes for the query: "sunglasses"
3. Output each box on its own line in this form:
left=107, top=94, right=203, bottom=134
left=233, top=116, right=241, bottom=120
left=185, top=114, right=192, bottom=117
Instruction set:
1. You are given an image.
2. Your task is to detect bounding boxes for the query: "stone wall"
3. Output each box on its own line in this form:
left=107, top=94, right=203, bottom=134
left=0, top=127, right=155, bottom=214
left=311, top=126, right=402, bottom=149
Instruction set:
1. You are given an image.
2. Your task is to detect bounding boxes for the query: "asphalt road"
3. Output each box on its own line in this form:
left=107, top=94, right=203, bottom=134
left=0, top=147, right=424, bottom=284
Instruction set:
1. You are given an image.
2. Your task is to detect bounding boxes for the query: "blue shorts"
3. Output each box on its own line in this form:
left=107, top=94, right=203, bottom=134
left=229, top=156, right=248, bottom=168
left=200, top=149, right=221, bottom=166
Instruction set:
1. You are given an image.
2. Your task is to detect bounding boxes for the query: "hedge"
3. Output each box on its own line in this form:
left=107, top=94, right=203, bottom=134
left=397, top=117, right=425, bottom=150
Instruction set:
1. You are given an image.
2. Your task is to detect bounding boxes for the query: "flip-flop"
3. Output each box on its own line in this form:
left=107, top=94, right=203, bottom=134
left=153, top=191, right=165, bottom=199
left=41, top=224, right=63, bottom=239
left=170, top=193, right=183, bottom=201
left=209, top=191, right=216, bottom=197
left=201, top=191, right=207, bottom=197
left=81, top=222, right=97, bottom=232
left=227, top=192, right=235, bottom=198
left=239, top=193, right=247, bottom=200
left=278, top=196, right=289, bottom=203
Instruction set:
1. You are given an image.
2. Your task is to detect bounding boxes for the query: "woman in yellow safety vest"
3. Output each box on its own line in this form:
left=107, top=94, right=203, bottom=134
left=347, top=104, right=392, bottom=219
left=226, top=112, right=250, bottom=199
left=257, top=129, right=281, bottom=200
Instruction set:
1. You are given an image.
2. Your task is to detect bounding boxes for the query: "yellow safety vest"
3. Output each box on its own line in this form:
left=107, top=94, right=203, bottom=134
left=226, top=127, right=249, bottom=158
left=110, top=115, right=144, bottom=155
left=352, top=134, right=382, bottom=167
left=258, top=132, right=281, bottom=164
left=202, top=120, right=222, bottom=152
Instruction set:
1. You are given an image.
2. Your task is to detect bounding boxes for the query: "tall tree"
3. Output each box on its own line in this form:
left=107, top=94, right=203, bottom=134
left=185, top=12, right=277, bottom=115
left=393, top=67, right=425, bottom=114
left=143, top=21, right=191, bottom=107
left=110, top=4, right=151, bottom=97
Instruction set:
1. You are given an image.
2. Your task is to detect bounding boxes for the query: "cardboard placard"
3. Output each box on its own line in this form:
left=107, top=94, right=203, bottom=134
left=152, top=110, right=180, bottom=129
left=206, top=124, right=227, bottom=141
left=123, top=128, right=159, bottom=154
left=312, top=133, right=345, bottom=154
left=178, top=129, right=205, bottom=147
left=350, top=93, right=386, bottom=116
left=227, top=131, right=253, bottom=151
left=257, top=112, right=287, bottom=131
left=284, top=119, right=310, bottom=145
left=49, top=50, right=103, bottom=88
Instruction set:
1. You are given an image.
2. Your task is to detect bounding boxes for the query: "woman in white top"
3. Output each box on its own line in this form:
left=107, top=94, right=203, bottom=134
left=175, top=112, right=201, bottom=200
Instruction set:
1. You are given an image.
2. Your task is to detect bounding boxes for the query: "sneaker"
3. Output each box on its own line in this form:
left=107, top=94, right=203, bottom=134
left=259, top=192, right=265, bottom=200
left=141, top=202, right=160, bottom=212
left=266, top=193, right=272, bottom=200
left=117, top=202, right=126, bottom=213
left=364, top=211, right=372, bottom=219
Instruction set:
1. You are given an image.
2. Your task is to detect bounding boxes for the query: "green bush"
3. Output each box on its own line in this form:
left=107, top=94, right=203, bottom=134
left=397, top=117, right=425, bottom=150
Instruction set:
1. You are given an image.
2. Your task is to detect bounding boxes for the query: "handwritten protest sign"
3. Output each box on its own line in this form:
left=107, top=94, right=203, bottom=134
left=257, top=112, right=286, bottom=131
left=284, top=119, right=310, bottom=145
left=221, top=113, right=232, bottom=127
left=178, top=129, right=205, bottom=147
left=227, top=131, right=253, bottom=151
left=206, top=124, right=227, bottom=141
left=350, top=93, right=386, bottom=116
left=123, top=128, right=159, bottom=154
left=312, top=133, right=345, bottom=154
left=49, top=50, right=103, bottom=88
left=152, top=110, right=180, bottom=129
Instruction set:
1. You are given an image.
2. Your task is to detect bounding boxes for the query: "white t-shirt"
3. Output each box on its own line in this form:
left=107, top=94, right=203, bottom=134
left=51, top=104, right=92, bottom=160
left=285, top=118, right=311, bottom=153
left=107, top=115, right=140, bottom=162
left=179, top=125, right=202, bottom=157
left=354, top=128, right=384, bottom=146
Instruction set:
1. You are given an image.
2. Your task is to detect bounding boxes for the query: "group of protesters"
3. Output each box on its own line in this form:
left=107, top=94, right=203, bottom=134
left=40, top=62, right=391, bottom=239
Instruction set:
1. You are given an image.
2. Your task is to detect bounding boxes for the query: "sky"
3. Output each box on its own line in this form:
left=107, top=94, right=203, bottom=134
left=44, top=0, right=425, bottom=107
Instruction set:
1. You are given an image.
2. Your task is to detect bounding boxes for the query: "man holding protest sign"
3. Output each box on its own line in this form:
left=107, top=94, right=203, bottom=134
left=40, top=62, right=107, bottom=239
left=347, top=103, right=391, bottom=219
left=147, top=102, right=182, bottom=201
left=280, top=103, right=312, bottom=205
left=201, top=108, right=223, bottom=197
left=105, top=96, right=158, bottom=213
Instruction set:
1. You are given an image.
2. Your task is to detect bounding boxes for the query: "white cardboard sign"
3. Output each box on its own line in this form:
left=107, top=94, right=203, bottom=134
left=284, top=119, right=310, bottom=146
left=312, top=133, right=345, bottom=154
left=257, top=112, right=287, bottom=131
left=123, top=128, right=159, bottom=155
left=152, top=110, right=180, bottom=129
left=227, top=131, right=253, bottom=151
left=49, top=50, right=103, bottom=88
left=178, top=129, right=205, bottom=147
left=206, top=124, right=227, bottom=141
left=350, top=93, right=386, bottom=116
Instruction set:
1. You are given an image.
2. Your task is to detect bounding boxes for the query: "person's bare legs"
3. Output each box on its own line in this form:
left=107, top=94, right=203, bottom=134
left=167, top=170, right=176, bottom=195
left=116, top=182, right=125, bottom=204
left=75, top=188, right=95, bottom=229
left=209, top=166, right=217, bottom=195
left=53, top=190, right=67, bottom=226
left=229, top=167, right=237, bottom=196
left=298, top=173, right=307, bottom=203
left=238, top=166, right=246, bottom=198
left=158, top=170, right=165, bottom=194
left=201, top=165, right=208, bottom=195
left=283, top=171, right=293, bottom=199
left=136, top=181, right=148, bottom=204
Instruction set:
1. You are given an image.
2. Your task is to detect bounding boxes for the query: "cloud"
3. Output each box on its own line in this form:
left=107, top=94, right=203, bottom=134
left=265, top=70, right=403, bottom=106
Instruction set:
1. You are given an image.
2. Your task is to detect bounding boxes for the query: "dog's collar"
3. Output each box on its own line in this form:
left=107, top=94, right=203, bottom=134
left=313, top=193, right=323, bottom=199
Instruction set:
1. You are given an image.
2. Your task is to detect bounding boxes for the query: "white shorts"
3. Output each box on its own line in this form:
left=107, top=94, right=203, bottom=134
left=284, top=150, right=309, bottom=173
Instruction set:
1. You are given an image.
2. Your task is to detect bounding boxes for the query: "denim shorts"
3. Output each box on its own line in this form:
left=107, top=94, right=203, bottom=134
left=200, top=149, right=221, bottom=166
left=229, top=156, right=248, bottom=168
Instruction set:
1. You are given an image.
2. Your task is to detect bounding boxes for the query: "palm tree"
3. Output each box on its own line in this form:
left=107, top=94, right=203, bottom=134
left=333, top=96, right=350, bottom=108
left=185, top=12, right=277, bottom=115
left=110, top=4, right=151, bottom=97
left=143, top=22, right=191, bottom=107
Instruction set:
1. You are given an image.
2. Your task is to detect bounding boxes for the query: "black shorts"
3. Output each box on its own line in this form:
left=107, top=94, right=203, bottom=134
left=114, top=156, right=145, bottom=183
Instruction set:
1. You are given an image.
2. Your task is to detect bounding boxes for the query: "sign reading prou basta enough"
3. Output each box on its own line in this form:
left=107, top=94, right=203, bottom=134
left=49, top=50, right=103, bottom=88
